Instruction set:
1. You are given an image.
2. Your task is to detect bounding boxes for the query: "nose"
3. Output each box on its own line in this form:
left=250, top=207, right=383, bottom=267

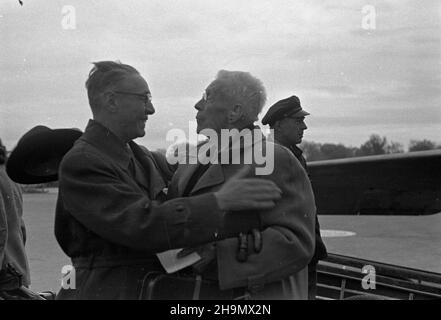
left=301, top=121, right=307, bottom=130
left=145, top=101, right=155, bottom=115
left=194, top=99, right=204, bottom=111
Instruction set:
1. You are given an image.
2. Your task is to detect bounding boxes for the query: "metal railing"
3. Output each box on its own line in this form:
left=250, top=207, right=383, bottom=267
left=316, top=253, right=441, bottom=300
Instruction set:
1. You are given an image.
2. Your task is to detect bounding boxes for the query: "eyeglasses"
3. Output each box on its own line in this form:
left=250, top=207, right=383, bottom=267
left=113, top=91, right=152, bottom=104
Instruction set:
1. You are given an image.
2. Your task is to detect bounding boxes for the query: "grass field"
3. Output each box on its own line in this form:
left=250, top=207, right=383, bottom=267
left=22, top=190, right=441, bottom=293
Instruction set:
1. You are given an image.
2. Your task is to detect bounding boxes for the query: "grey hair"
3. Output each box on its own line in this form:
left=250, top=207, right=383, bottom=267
left=212, top=70, right=267, bottom=123
left=85, top=61, right=140, bottom=113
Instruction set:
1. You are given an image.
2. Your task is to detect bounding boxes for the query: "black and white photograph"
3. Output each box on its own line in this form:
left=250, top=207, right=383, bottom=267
left=0, top=0, right=440, bottom=304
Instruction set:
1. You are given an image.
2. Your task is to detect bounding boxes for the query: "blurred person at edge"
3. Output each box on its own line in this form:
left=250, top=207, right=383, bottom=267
left=0, top=138, right=31, bottom=297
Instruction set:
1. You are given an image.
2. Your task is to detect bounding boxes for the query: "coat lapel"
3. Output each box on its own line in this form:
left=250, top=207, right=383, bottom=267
left=190, top=164, right=224, bottom=194
left=129, top=142, right=167, bottom=199
left=176, top=163, right=199, bottom=196
left=176, top=162, right=225, bottom=196
left=175, top=129, right=265, bottom=196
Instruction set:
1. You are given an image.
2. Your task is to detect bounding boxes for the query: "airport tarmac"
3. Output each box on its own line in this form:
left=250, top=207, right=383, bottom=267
left=22, top=190, right=441, bottom=293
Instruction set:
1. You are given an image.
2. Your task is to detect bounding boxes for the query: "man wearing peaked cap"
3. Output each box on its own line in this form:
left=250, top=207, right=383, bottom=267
left=262, top=95, right=309, bottom=127
left=263, top=95, right=328, bottom=300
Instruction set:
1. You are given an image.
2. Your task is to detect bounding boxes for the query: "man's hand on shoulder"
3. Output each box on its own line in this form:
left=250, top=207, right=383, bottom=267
left=214, top=166, right=281, bottom=211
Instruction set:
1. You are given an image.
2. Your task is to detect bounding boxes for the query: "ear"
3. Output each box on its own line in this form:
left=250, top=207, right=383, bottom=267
left=228, top=104, right=244, bottom=123
left=102, top=91, right=118, bottom=113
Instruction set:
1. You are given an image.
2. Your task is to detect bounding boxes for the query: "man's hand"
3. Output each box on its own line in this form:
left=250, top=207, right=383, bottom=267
left=177, top=243, right=216, bottom=274
left=214, top=166, right=282, bottom=211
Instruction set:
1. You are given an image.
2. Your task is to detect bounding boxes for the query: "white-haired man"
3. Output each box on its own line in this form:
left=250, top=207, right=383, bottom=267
left=168, top=70, right=316, bottom=299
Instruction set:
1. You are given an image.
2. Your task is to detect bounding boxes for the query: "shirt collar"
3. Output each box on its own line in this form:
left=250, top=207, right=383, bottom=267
left=289, top=145, right=304, bottom=158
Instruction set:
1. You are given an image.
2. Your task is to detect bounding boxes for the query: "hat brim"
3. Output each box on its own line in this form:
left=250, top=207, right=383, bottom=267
left=6, top=128, right=82, bottom=184
left=288, top=109, right=310, bottom=117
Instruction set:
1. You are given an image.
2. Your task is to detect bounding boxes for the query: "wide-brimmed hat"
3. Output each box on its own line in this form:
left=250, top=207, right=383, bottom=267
left=262, top=95, right=310, bottom=126
left=6, top=126, right=82, bottom=184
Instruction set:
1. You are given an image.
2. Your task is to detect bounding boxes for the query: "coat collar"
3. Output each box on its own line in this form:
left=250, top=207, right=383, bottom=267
left=187, top=163, right=224, bottom=195
left=272, top=136, right=306, bottom=168
left=81, top=119, right=131, bottom=168
left=129, top=142, right=167, bottom=198
left=289, top=144, right=304, bottom=160
left=80, top=120, right=166, bottom=198
left=272, top=136, right=303, bottom=157
left=177, top=126, right=266, bottom=196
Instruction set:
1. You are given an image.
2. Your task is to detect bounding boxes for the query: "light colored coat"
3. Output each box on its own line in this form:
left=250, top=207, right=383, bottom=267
left=0, top=166, right=30, bottom=288
left=168, top=129, right=316, bottom=299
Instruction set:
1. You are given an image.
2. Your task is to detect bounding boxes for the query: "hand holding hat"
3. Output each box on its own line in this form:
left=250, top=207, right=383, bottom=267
left=6, top=126, right=82, bottom=184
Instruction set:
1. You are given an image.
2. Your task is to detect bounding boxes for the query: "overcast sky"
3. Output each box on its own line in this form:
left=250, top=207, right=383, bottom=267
left=1, top=0, right=440, bottom=151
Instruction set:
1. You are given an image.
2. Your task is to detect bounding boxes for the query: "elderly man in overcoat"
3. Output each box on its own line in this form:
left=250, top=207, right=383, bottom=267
left=168, top=70, right=316, bottom=299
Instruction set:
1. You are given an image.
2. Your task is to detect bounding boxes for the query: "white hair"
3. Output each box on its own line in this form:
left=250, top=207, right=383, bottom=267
left=212, top=70, right=267, bottom=124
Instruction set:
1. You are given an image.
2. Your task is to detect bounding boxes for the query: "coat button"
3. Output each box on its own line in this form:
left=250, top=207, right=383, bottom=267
left=176, top=204, right=185, bottom=212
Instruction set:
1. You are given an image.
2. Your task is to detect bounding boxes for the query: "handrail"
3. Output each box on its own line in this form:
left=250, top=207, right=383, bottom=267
left=317, top=253, right=441, bottom=300
left=323, top=253, right=441, bottom=284
left=308, top=149, right=441, bottom=167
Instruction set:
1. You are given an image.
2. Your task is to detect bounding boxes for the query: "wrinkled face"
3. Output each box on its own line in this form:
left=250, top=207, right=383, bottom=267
left=194, top=81, right=230, bottom=135
left=278, top=116, right=308, bottom=145
left=112, top=74, right=155, bottom=141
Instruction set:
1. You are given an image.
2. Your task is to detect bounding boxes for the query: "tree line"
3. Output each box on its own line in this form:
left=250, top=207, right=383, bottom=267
left=300, top=135, right=441, bottom=162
